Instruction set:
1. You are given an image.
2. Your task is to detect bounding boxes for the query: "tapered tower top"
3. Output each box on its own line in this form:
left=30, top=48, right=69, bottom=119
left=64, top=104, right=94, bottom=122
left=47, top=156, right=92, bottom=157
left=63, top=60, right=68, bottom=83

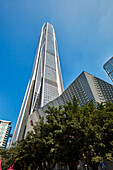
left=30, top=22, right=64, bottom=111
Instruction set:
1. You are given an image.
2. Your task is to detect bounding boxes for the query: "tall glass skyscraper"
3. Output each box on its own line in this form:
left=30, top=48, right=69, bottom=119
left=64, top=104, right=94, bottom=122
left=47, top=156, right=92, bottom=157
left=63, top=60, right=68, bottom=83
left=11, top=23, right=64, bottom=144
left=103, top=56, right=113, bottom=82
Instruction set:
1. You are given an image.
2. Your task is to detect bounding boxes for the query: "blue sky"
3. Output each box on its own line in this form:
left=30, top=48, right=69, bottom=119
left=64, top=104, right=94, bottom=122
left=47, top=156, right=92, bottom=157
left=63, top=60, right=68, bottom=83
left=0, top=0, right=113, bottom=132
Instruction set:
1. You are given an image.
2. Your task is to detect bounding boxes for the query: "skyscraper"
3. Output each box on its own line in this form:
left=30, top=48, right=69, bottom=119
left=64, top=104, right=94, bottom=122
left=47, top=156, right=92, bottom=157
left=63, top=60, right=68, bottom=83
left=11, top=23, right=64, bottom=144
left=103, top=56, right=113, bottom=82
left=0, top=120, right=12, bottom=149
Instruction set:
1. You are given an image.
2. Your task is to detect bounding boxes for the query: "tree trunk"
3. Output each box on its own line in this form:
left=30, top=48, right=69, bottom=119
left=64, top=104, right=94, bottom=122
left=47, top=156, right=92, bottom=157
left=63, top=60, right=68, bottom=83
left=69, top=162, right=75, bottom=170
left=47, top=162, right=51, bottom=170
left=75, top=163, right=77, bottom=170
left=23, top=162, right=26, bottom=170
left=90, top=163, right=98, bottom=170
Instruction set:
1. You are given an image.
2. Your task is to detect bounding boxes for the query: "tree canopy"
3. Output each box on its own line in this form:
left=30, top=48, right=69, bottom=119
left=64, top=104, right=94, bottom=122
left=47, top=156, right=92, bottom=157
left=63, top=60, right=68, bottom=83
left=1, top=97, right=113, bottom=170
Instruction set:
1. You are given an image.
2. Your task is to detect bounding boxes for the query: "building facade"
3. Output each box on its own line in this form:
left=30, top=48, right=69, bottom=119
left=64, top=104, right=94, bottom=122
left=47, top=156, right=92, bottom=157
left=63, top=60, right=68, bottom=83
left=26, top=71, right=113, bottom=133
left=11, top=23, right=64, bottom=144
left=0, top=120, right=12, bottom=149
left=103, top=56, right=113, bottom=82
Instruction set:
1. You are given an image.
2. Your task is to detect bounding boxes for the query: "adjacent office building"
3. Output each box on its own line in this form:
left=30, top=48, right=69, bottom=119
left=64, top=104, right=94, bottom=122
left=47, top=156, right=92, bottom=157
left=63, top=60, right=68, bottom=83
left=26, top=71, right=113, bottom=133
left=11, top=23, right=64, bottom=144
left=103, top=56, right=113, bottom=82
left=0, top=120, right=12, bottom=149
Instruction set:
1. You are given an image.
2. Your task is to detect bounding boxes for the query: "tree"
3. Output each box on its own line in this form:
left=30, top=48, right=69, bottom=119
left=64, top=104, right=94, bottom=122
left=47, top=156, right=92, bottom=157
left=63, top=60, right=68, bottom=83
left=79, top=101, right=113, bottom=170
left=1, top=98, right=113, bottom=170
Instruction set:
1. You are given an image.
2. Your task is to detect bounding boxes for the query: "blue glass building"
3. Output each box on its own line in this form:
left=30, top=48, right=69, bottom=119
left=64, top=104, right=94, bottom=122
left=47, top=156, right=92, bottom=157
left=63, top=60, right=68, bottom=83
left=103, top=56, right=113, bottom=82
left=0, top=120, right=12, bottom=149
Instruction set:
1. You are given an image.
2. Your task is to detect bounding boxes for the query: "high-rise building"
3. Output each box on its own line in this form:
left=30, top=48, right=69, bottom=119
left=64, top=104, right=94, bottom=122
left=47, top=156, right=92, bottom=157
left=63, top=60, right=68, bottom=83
left=26, top=71, right=113, bottom=133
left=0, top=120, right=12, bottom=149
left=11, top=23, right=64, bottom=144
left=11, top=22, right=113, bottom=145
left=103, top=56, right=113, bottom=82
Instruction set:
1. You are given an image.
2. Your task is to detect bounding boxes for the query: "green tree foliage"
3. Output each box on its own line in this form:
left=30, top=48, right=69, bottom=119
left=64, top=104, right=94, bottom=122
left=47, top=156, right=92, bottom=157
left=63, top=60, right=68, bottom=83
left=1, top=98, right=113, bottom=170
